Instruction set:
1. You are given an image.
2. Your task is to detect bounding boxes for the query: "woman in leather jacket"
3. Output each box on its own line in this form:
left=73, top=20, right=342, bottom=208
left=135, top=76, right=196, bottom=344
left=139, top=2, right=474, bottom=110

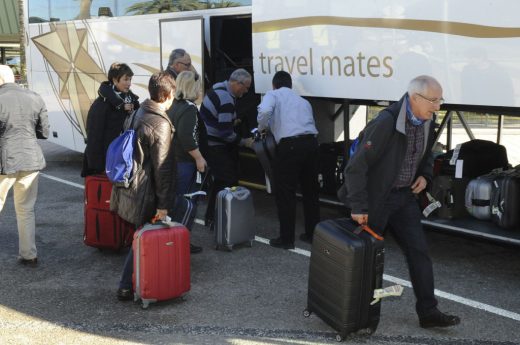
left=110, top=71, right=176, bottom=301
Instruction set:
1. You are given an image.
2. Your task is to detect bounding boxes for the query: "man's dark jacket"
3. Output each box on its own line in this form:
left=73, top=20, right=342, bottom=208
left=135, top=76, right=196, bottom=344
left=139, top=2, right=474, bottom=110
left=0, top=83, right=49, bottom=175
left=82, top=81, right=139, bottom=176
left=342, top=94, right=436, bottom=225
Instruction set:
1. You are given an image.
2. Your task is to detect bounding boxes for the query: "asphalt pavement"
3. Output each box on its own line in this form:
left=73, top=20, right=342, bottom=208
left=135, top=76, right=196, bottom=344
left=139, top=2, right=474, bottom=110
left=0, top=140, right=519, bottom=345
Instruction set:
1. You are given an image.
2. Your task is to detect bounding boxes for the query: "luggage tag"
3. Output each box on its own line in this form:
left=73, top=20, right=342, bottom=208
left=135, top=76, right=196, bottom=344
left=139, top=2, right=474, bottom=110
left=371, top=285, right=404, bottom=305
left=422, top=192, right=441, bottom=217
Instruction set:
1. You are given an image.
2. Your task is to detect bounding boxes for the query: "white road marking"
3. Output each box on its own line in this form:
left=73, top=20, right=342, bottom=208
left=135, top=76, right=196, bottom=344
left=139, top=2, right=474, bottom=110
left=41, top=173, right=85, bottom=189
left=42, top=172, right=520, bottom=322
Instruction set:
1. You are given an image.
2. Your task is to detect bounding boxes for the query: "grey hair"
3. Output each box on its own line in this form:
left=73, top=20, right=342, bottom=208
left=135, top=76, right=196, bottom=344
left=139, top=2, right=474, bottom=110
left=0, top=65, right=15, bottom=84
left=168, top=48, right=187, bottom=67
left=407, top=75, right=441, bottom=96
left=175, top=71, right=200, bottom=101
left=229, top=68, right=251, bottom=83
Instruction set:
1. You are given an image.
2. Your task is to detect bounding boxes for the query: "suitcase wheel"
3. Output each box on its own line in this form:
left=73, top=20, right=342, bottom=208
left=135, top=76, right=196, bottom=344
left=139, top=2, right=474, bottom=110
left=335, top=334, right=344, bottom=342
left=303, top=309, right=311, bottom=318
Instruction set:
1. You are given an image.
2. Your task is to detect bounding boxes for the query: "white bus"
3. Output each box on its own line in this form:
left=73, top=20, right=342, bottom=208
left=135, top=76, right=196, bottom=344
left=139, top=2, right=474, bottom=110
left=24, top=0, right=520, bottom=244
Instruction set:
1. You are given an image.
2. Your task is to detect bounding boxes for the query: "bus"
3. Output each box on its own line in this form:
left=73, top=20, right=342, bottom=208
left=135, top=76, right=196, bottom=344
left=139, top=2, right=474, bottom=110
left=24, top=0, right=520, bottom=245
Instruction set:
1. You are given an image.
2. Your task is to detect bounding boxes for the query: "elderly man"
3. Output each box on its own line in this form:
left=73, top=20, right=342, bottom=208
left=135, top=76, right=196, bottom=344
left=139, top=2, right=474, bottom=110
left=165, top=48, right=199, bottom=81
left=0, top=65, right=49, bottom=267
left=344, top=75, right=460, bottom=329
left=199, top=68, right=254, bottom=227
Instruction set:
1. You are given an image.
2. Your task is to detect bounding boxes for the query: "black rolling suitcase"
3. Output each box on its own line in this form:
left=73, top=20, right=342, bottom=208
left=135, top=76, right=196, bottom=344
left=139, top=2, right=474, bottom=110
left=431, top=175, right=470, bottom=219
left=490, top=168, right=520, bottom=230
left=305, top=218, right=384, bottom=341
left=170, top=171, right=209, bottom=229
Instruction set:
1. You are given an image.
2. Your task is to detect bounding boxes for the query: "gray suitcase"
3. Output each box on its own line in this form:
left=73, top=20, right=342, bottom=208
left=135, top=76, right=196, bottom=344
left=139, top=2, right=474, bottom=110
left=465, top=175, right=495, bottom=220
left=215, top=186, right=255, bottom=251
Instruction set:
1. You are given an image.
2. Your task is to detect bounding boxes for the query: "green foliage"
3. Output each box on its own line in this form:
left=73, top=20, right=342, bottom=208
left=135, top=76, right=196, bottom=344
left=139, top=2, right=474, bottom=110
left=125, top=0, right=242, bottom=15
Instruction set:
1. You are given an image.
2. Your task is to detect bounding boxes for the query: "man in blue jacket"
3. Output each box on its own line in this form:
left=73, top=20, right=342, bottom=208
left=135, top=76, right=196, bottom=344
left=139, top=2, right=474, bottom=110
left=0, top=65, right=49, bottom=267
left=344, top=75, right=460, bottom=328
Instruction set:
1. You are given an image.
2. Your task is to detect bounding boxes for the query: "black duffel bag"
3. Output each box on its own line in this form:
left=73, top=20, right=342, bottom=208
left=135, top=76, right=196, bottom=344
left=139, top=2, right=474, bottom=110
left=439, top=139, right=509, bottom=178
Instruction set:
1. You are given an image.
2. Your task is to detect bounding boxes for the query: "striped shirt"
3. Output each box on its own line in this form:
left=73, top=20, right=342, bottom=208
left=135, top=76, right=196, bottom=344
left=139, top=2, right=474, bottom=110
left=199, top=81, right=238, bottom=146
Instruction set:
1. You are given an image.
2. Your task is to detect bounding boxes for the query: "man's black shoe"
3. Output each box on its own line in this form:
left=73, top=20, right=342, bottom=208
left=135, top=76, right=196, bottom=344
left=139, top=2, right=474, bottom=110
left=299, top=233, right=313, bottom=244
left=419, top=309, right=461, bottom=328
left=269, top=237, right=294, bottom=250
left=18, top=257, right=38, bottom=267
left=117, top=288, right=134, bottom=301
left=190, top=243, right=203, bottom=254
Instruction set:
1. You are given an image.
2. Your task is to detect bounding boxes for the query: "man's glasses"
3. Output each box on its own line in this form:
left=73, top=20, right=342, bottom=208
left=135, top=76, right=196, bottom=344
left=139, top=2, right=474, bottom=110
left=176, top=61, right=191, bottom=68
left=239, top=81, right=250, bottom=91
left=416, top=93, right=444, bottom=105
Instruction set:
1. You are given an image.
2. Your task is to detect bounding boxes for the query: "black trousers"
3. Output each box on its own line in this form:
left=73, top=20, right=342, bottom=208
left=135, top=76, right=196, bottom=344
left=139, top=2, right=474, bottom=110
left=369, top=188, right=438, bottom=317
left=204, top=144, right=239, bottom=223
left=273, top=135, right=320, bottom=244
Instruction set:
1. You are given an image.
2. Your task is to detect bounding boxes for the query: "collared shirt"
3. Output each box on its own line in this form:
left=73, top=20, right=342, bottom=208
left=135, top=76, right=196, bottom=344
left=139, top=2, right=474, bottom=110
left=257, top=87, right=317, bottom=144
left=394, top=98, right=425, bottom=188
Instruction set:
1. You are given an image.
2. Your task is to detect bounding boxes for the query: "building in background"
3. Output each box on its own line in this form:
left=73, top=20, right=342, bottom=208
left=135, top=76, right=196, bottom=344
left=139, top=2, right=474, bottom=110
left=0, top=0, right=21, bottom=81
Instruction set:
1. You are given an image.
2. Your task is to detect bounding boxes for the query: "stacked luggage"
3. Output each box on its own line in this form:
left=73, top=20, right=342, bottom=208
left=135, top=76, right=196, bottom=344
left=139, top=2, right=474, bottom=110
left=430, top=140, right=510, bottom=221
left=465, top=167, right=520, bottom=230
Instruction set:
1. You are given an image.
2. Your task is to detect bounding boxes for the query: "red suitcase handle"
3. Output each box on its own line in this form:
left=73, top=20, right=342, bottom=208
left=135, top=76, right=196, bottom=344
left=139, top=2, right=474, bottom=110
left=355, top=224, right=384, bottom=241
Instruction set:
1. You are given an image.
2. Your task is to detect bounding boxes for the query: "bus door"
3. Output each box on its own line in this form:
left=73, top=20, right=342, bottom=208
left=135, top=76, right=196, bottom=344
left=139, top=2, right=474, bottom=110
left=159, top=17, right=204, bottom=90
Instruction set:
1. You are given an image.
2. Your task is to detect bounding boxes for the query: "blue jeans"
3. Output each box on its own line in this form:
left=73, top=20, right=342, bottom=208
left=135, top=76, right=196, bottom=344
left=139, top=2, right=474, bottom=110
left=369, top=189, right=438, bottom=317
left=171, top=161, right=198, bottom=230
left=119, top=248, right=133, bottom=290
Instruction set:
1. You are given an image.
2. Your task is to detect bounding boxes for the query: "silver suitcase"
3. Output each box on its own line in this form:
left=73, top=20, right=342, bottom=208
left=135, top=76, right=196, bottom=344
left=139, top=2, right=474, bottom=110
left=215, top=186, right=255, bottom=251
left=465, top=175, right=494, bottom=220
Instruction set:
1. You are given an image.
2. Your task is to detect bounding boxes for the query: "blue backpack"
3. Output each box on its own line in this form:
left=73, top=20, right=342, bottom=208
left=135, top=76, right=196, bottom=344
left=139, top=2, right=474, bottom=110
left=105, top=111, right=137, bottom=188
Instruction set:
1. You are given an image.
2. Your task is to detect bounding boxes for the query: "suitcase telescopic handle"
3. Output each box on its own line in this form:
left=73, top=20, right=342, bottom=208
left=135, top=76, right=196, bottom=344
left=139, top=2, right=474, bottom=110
left=225, top=187, right=250, bottom=200
left=355, top=225, right=384, bottom=241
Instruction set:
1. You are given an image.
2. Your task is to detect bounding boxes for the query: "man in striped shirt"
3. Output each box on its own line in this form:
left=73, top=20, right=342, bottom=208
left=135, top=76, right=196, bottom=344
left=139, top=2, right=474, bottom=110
left=199, top=68, right=254, bottom=227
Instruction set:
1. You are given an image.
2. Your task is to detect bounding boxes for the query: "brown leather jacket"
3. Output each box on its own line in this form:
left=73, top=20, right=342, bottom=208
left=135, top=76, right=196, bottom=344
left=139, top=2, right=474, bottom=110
left=110, top=99, right=175, bottom=227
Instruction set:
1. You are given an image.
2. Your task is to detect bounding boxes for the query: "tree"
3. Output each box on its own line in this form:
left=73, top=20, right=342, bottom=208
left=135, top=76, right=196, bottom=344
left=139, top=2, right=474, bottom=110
left=126, top=0, right=204, bottom=15
left=206, top=0, right=241, bottom=8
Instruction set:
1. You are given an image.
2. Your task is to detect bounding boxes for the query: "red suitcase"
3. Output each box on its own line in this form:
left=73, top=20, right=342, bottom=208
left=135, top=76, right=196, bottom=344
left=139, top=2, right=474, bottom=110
left=133, top=221, right=190, bottom=308
left=84, top=175, right=134, bottom=250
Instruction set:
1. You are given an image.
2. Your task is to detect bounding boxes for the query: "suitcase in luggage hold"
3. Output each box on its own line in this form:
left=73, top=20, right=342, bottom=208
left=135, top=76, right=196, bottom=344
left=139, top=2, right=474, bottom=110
left=490, top=169, right=520, bottom=230
left=465, top=175, right=495, bottom=220
left=439, top=139, right=509, bottom=178
left=431, top=175, right=470, bottom=219
left=84, top=175, right=134, bottom=250
left=133, top=221, right=190, bottom=309
left=304, top=218, right=384, bottom=341
left=319, top=141, right=347, bottom=195
left=215, top=186, right=255, bottom=251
